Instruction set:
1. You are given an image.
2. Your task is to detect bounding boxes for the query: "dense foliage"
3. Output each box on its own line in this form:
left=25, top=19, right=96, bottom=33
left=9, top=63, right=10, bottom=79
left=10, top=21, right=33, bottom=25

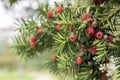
left=11, top=0, right=120, bottom=80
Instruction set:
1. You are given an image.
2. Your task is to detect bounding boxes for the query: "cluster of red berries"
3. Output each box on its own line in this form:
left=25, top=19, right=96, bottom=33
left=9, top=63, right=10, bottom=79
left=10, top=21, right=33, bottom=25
left=51, top=55, right=107, bottom=79
left=47, top=6, right=63, bottom=19
left=47, top=6, right=63, bottom=31
left=43, top=6, right=108, bottom=79
left=30, top=28, right=44, bottom=48
left=69, top=13, right=113, bottom=55
left=51, top=56, right=83, bottom=65
left=76, top=54, right=107, bottom=79
left=80, top=13, right=93, bottom=23
left=86, top=26, right=106, bottom=40
left=86, top=26, right=113, bottom=54
left=30, top=6, right=63, bottom=61
left=67, top=14, right=113, bottom=78
left=79, top=13, right=114, bottom=55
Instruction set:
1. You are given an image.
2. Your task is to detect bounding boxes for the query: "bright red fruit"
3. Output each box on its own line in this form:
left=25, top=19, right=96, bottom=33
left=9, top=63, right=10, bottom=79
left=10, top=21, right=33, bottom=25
left=86, top=27, right=95, bottom=36
left=81, top=13, right=91, bottom=21
left=38, top=28, right=44, bottom=35
left=107, top=35, right=113, bottom=42
left=30, top=36, right=38, bottom=43
left=101, top=73, right=107, bottom=79
left=70, top=34, right=77, bottom=42
left=51, top=55, right=57, bottom=62
left=84, top=13, right=90, bottom=19
left=56, top=24, right=61, bottom=31
left=30, top=42, right=36, bottom=48
left=47, top=11, right=53, bottom=19
left=96, top=31, right=104, bottom=39
left=87, top=18, right=93, bottom=23
left=56, top=6, right=63, bottom=13
left=90, top=46, right=97, bottom=54
left=76, top=57, right=83, bottom=65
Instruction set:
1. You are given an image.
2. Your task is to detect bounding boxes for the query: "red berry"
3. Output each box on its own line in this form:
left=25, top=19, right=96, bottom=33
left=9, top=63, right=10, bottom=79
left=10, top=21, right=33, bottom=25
left=86, top=27, right=95, bottom=36
left=47, top=11, right=53, bottom=19
left=87, top=18, right=93, bottom=23
left=51, top=55, right=57, bottom=62
left=101, top=73, right=107, bottom=79
left=84, top=13, right=90, bottom=19
left=90, top=46, right=97, bottom=54
left=70, top=34, right=77, bottom=42
left=81, top=13, right=90, bottom=21
left=76, top=57, right=83, bottom=65
left=96, top=31, right=104, bottom=39
left=56, top=24, right=61, bottom=31
left=38, top=28, right=44, bottom=35
left=30, top=42, right=36, bottom=48
left=68, top=26, right=74, bottom=32
left=30, top=36, right=38, bottom=43
left=107, top=35, right=113, bottom=42
left=56, top=6, right=63, bottom=13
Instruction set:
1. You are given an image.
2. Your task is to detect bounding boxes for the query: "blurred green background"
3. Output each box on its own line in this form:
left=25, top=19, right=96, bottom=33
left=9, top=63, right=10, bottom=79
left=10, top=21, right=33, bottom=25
left=0, top=33, right=61, bottom=80
left=0, top=35, right=59, bottom=80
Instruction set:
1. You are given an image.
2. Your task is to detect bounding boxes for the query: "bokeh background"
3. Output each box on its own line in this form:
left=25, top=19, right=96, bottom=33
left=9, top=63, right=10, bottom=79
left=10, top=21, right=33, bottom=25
left=0, top=0, right=64, bottom=80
